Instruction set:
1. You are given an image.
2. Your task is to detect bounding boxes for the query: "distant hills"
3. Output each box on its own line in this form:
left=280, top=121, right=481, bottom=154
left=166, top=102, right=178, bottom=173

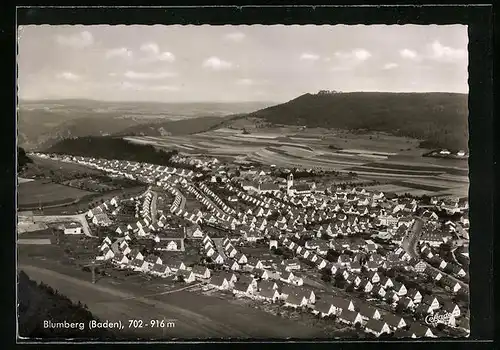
left=113, top=115, right=232, bottom=137
left=20, top=93, right=470, bottom=152
left=232, top=92, right=469, bottom=150
left=18, top=99, right=274, bottom=150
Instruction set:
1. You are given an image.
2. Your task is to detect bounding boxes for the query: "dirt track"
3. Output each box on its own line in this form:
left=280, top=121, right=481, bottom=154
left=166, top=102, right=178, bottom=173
left=19, top=263, right=326, bottom=340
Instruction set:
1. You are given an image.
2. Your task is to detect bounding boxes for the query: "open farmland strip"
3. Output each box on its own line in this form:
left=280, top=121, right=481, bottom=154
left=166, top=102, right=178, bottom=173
left=390, top=180, right=449, bottom=192
left=346, top=166, right=444, bottom=176
left=360, top=161, right=453, bottom=172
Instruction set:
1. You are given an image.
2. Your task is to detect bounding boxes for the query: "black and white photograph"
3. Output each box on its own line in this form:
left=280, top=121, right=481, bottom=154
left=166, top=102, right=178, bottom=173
left=17, top=21, right=474, bottom=341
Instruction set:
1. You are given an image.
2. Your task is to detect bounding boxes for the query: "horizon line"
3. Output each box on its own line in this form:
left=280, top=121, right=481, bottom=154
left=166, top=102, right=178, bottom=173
left=18, top=91, right=469, bottom=104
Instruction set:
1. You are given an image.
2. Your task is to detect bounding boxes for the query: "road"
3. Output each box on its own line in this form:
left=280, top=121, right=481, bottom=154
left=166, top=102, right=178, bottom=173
left=150, top=191, right=158, bottom=225
left=402, top=217, right=424, bottom=259
left=19, top=263, right=326, bottom=339
left=31, top=214, right=95, bottom=237
left=402, top=217, right=469, bottom=294
left=211, top=238, right=228, bottom=259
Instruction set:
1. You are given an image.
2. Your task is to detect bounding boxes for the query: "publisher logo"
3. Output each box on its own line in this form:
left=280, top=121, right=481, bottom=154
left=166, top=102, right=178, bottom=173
left=425, top=312, right=453, bottom=327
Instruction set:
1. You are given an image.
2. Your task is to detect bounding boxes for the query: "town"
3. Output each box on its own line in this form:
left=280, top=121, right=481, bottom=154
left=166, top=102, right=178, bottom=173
left=18, top=151, right=470, bottom=339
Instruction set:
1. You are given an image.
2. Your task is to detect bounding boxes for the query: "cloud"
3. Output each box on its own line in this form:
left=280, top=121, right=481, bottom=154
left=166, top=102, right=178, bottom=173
left=140, top=42, right=160, bottom=55
left=123, top=71, right=177, bottom=80
left=383, top=63, right=399, bottom=70
left=225, top=32, right=245, bottom=42
left=105, top=47, right=133, bottom=59
left=334, top=48, right=372, bottom=62
left=56, top=72, right=81, bottom=81
left=139, top=42, right=175, bottom=63
left=300, top=53, right=320, bottom=61
left=119, top=81, right=179, bottom=92
left=429, top=40, right=467, bottom=62
left=331, top=48, right=372, bottom=71
left=203, top=57, right=234, bottom=71
left=400, top=49, right=419, bottom=60
left=55, top=31, right=94, bottom=49
left=353, top=49, right=371, bottom=61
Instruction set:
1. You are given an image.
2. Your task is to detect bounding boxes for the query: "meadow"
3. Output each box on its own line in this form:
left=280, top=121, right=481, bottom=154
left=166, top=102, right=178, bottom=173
left=18, top=180, right=93, bottom=209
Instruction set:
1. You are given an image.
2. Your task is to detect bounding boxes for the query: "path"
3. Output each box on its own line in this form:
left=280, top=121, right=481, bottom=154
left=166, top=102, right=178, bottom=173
left=211, top=238, right=228, bottom=259
left=150, top=191, right=158, bottom=225
left=403, top=217, right=469, bottom=294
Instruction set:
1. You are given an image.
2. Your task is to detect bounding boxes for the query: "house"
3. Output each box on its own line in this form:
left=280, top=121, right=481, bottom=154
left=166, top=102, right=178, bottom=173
left=187, top=225, right=204, bottom=238
left=213, top=253, right=225, bottom=265
left=408, top=323, right=436, bottom=338
left=149, top=263, right=171, bottom=277
left=165, top=240, right=178, bottom=250
left=407, top=289, right=423, bottom=304
left=280, top=270, right=296, bottom=284
left=209, top=275, right=230, bottom=290
left=313, top=299, right=338, bottom=318
left=368, top=271, right=382, bottom=284
left=252, top=268, right=269, bottom=280
left=383, top=313, right=407, bottom=330
left=144, top=254, right=162, bottom=266
left=192, top=265, right=211, bottom=279
left=359, top=304, right=382, bottom=322
left=425, top=267, right=443, bottom=281
left=422, top=295, right=441, bottom=312
left=258, top=286, right=281, bottom=302
left=233, top=281, right=255, bottom=296
left=443, top=302, right=461, bottom=318
left=258, top=280, right=279, bottom=291
left=384, top=290, right=400, bottom=304
left=372, top=285, right=386, bottom=298
left=221, top=271, right=238, bottom=285
left=330, top=297, right=355, bottom=315
left=398, top=297, right=415, bottom=310
left=235, top=253, right=248, bottom=265
left=226, top=259, right=241, bottom=271
left=98, top=247, right=114, bottom=261
left=285, top=294, right=308, bottom=308
left=130, top=258, right=148, bottom=271
left=365, top=319, right=391, bottom=337
left=176, top=269, right=195, bottom=283
left=415, top=303, right=434, bottom=316
left=112, top=252, right=129, bottom=266
left=380, top=276, right=394, bottom=289
left=167, top=260, right=186, bottom=272
left=392, top=281, right=408, bottom=296
left=338, top=310, right=363, bottom=326
left=413, top=260, right=427, bottom=273
left=281, top=285, right=316, bottom=304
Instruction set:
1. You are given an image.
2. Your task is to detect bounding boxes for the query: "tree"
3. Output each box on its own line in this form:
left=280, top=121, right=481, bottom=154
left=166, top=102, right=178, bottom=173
left=320, top=267, right=332, bottom=282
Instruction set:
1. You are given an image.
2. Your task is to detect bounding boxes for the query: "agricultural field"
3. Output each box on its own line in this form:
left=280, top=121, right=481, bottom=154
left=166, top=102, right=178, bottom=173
left=125, top=125, right=468, bottom=196
left=18, top=180, right=93, bottom=209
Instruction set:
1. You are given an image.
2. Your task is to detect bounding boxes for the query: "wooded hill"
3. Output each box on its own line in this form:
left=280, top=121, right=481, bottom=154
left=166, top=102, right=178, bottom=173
left=45, top=136, right=181, bottom=166
left=238, top=92, right=469, bottom=150
left=17, top=271, right=116, bottom=339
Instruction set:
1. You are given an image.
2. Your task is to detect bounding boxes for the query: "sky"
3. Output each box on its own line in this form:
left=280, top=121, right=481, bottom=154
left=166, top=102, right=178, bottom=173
left=18, top=25, right=468, bottom=103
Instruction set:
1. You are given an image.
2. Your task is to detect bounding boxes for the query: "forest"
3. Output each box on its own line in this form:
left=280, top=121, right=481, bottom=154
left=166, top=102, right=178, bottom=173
left=239, top=92, right=469, bottom=150
left=45, top=136, right=183, bottom=167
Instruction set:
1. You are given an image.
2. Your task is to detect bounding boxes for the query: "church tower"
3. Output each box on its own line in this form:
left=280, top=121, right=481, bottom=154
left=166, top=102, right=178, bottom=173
left=287, top=173, right=294, bottom=190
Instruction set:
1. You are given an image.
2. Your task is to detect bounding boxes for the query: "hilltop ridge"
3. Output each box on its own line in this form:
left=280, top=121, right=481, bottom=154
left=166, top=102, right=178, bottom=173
left=228, top=92, right=468, bottom=150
